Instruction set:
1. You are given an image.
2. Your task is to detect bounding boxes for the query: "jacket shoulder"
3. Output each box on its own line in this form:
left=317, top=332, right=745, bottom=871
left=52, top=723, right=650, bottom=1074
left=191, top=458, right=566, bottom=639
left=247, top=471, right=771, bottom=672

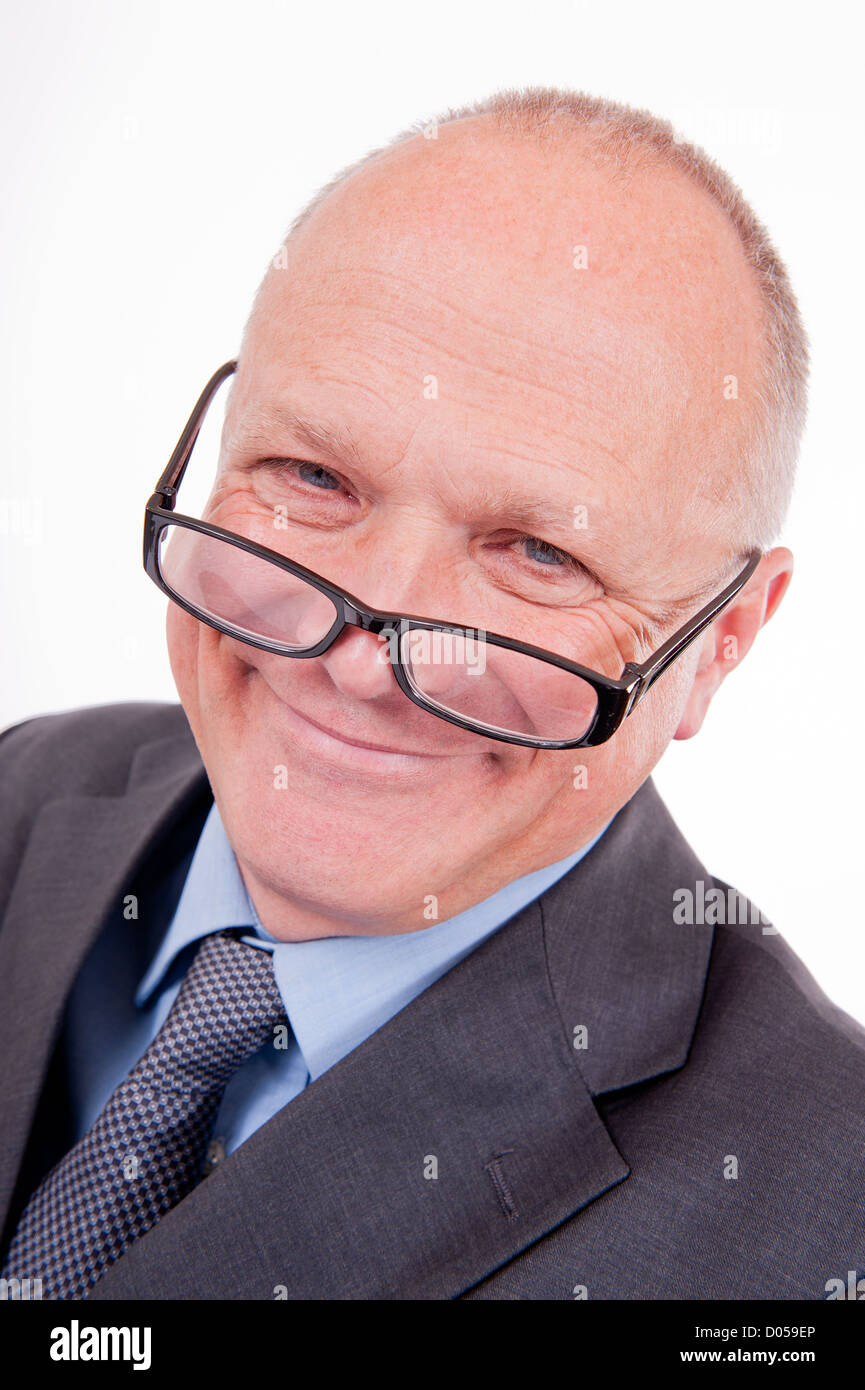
left=707, top=878, right=865, bottom=1071
left=0, top=701, right=195, bottom=809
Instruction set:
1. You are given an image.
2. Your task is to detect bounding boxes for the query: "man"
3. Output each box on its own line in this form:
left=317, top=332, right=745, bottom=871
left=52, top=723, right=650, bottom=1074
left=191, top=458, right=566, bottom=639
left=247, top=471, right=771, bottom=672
left=1, top=87, right=863, bottom=1302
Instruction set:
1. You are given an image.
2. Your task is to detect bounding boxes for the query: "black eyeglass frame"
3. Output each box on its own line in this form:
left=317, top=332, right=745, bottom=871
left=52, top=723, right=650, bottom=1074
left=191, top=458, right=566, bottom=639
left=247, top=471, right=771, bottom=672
left=144, top=360, right=762, bottom=751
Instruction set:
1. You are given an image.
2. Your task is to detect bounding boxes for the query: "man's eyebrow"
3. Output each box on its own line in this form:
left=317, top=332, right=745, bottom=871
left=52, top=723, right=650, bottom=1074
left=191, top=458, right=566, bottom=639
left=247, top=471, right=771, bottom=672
left=440, top=479, right=591, bottom=544
left=228, top=405, right=365, bottom=468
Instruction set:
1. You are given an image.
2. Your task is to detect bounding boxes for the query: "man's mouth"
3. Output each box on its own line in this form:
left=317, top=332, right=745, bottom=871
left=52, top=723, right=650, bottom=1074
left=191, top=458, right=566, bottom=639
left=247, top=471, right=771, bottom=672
left=293, top=705, right=435, bottom=755
left=251, top=669, right=488, bottom=774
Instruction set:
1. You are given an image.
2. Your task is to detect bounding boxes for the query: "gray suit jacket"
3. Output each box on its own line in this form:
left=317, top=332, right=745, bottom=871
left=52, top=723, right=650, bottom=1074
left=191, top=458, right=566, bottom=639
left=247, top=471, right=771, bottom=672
left=1, top=702, right=863, bottom=1300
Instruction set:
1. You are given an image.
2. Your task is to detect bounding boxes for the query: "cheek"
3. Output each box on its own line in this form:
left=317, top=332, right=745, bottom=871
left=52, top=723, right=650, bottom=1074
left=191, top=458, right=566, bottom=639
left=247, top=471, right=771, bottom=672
left=650, top=647, right=702, bottom=734
left=166, top=604, right=203, bottom=712
left=166, top=603, right=254, bottom=738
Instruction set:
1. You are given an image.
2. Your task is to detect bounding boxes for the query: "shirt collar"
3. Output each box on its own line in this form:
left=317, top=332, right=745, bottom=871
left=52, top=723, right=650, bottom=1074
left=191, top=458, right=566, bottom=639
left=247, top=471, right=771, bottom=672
left=135, top=803, right=259, bottom=1005
left=137, top=801, right=610, bottom=1083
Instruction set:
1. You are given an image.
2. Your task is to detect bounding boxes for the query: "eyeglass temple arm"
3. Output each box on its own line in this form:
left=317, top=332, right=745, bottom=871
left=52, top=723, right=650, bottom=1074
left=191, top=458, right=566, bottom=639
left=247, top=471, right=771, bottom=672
left=622, top=549, right=762, bottom=716
left=151, top=361, right=238, bottom=505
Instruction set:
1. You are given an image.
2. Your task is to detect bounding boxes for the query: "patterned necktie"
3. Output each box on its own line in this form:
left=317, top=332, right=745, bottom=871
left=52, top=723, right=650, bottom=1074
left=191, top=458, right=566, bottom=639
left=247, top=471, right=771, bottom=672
left=1, top=930, right=288, bottom=1300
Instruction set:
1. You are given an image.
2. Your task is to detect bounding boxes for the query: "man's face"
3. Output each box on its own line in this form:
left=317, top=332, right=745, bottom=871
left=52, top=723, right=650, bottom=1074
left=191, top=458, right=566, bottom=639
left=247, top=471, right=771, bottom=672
left=167, top=120, right=766, bottom=937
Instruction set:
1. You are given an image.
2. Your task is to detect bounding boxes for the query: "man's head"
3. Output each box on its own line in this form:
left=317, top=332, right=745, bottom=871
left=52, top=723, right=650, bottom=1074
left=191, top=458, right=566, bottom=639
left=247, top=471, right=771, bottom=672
left=166, top=89, right=806, bottom=940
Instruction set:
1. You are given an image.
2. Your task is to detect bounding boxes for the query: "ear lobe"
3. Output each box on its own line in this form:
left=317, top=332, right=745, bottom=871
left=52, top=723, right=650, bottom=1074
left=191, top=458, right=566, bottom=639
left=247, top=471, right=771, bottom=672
left=673, top=547, right=794, bottom=742
left=673, top=634, right=721, bottom=741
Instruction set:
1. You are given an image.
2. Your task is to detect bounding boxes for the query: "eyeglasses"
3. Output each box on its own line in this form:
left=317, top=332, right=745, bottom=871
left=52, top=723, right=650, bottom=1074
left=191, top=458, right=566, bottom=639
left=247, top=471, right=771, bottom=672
left=143, top=361, right=761, bottom=751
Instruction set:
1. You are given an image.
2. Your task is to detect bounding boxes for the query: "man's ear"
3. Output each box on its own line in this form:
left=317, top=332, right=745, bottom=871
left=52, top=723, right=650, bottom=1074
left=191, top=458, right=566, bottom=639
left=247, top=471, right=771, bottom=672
left=673, top=547, right=793, bottom=741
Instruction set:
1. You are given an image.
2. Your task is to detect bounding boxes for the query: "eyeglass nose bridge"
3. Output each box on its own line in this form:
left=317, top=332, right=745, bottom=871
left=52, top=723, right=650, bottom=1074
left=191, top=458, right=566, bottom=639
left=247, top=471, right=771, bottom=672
left=333, top=601, right=412, bottom=653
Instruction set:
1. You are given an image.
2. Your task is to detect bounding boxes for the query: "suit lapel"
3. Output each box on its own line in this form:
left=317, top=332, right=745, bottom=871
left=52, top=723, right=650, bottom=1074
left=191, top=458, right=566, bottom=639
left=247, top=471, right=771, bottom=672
left=540, top=775, right=716, bottom=1095
left=0, top=730, right=209, bottom=1235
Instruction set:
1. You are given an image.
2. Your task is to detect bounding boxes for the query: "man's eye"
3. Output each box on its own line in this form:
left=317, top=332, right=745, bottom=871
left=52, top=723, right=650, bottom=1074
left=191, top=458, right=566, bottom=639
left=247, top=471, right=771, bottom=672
left=292, top=461, right=344, bottom=491
left=518, top=535, right=575, bottom=568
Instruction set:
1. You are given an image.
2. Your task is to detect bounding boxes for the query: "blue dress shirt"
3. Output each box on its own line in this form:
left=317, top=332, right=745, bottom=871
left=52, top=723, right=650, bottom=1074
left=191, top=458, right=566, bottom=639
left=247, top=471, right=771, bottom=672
left=63, top=802, right=610, bottom=1160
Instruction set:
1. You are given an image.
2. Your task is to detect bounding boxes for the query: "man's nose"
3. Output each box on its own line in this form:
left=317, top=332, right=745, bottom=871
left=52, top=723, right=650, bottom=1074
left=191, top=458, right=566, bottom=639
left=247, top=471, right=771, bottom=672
left=317, top=625, right=399, bottom=701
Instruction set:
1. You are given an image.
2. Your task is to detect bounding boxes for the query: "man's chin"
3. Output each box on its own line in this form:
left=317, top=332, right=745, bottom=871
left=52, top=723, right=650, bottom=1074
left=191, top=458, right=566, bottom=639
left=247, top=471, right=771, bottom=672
left=218, top=796, right=465, bottom=935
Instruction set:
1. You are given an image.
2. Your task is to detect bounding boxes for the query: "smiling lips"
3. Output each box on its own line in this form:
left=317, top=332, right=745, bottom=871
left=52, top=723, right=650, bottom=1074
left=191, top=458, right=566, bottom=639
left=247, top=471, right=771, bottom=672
left=264, top=682, right=485, bottom=767
left=294, top=704, right=436, bottom=756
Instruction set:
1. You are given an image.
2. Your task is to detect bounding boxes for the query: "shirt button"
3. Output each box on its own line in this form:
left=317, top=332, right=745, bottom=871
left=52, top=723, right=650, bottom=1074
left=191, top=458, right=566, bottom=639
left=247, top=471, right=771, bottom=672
left=202, top=1137, right=226, bottom=1175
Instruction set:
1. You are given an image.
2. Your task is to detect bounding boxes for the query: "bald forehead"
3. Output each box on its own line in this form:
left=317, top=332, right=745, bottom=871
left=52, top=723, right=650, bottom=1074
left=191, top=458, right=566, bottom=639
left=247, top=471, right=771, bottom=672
left=247, top=121, right=764, bottom=424
left=274, top=118, right=756, bottom=306
left=248, top=121, right=763, bottom=429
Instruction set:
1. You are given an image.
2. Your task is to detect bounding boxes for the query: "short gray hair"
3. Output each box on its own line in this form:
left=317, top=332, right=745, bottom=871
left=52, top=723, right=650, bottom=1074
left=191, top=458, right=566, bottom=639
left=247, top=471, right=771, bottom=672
left=259, top=86, right=809, bottom=555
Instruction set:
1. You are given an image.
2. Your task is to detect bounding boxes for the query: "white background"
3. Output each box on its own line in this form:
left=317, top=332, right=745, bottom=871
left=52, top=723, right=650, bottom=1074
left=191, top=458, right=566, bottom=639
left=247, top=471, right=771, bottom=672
left=1, top=0, right=863, bottom=1021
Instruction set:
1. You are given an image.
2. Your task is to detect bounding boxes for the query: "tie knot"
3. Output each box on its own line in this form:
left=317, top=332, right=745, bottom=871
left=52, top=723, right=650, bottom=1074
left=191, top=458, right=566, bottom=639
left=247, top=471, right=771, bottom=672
left=135, top=931, right=287, bottom=1095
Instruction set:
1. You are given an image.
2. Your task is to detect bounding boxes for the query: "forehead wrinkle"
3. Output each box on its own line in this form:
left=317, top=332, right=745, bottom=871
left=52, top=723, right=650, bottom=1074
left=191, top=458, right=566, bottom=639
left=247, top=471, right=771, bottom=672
left=320, top=266, right=579, bottom=368
left=470, top=426, right=646, bottom=495
left=273, top=258, right=682, bottom=419
left=335, top=298, right=650, bottom=421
